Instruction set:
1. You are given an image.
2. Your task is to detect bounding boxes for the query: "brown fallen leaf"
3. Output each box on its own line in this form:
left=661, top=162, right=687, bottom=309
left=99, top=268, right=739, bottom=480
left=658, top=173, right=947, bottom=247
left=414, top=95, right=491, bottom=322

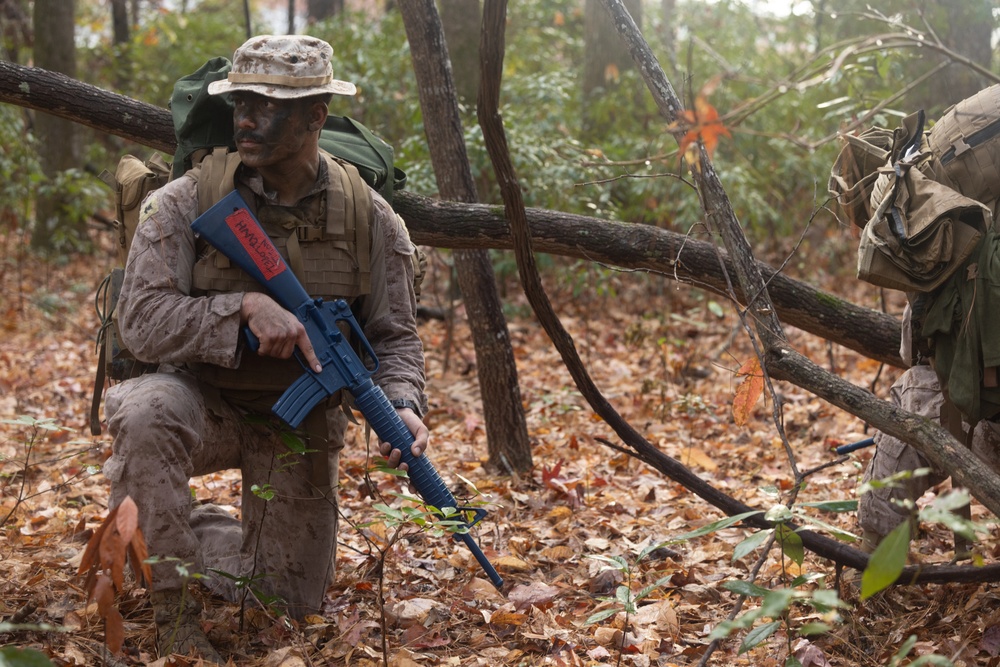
left=495, top=555, right=531, bottom=572
left=489, top=610, right=529, bottom=626
left=508, top=581, right=561, bottom=611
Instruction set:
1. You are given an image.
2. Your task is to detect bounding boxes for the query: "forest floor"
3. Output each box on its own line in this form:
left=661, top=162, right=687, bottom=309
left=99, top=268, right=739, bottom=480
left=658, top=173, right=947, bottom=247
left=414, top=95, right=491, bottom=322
left=3, top=223, right=1000, bottom=667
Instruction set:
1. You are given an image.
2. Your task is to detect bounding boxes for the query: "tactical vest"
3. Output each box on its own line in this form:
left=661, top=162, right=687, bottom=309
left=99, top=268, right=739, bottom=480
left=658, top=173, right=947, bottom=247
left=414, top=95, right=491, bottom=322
left=190, top=149, right=373, bottom=392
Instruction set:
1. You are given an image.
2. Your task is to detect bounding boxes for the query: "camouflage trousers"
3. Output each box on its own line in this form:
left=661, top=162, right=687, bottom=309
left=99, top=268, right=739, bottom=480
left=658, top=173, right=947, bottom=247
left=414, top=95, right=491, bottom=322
left=858, top=364, right=1000, bottom=538
left=103, top=366, right=346, bottom=619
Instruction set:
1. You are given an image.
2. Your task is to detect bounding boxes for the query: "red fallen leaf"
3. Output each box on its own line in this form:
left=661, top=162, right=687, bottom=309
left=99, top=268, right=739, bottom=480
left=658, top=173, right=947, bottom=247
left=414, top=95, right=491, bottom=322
left=542, top=460, right=564, bottom=488
left=733, top=357, right=764, bottom=426
left=115, top=497, right=138, bottom=545
left=104, top=605, right=125, bottom=655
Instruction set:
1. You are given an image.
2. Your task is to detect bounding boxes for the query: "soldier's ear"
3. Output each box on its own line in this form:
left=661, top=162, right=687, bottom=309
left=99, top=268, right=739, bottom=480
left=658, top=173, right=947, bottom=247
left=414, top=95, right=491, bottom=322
left=306, top=100, right=327, bottom=133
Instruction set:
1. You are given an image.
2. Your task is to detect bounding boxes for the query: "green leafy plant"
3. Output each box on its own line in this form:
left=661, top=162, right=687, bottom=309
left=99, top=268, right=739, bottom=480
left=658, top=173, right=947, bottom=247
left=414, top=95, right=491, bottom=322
left=353, top=460, right=495, bottom=665
left=665, top=500, right=856, bottom=661
left=858, top=470, right=992, bottom=599
left=584, top=543, right=673, bottom=627
left=0, top=645, right=58, bottom=666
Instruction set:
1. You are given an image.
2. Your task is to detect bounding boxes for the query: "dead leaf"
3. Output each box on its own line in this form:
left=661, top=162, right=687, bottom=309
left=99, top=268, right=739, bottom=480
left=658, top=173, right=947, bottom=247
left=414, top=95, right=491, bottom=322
left=538, top=545, right=576, bottom=561
left=489, top=610, right=528, bottom=627
left=495, top=555, right=531, bottom=572
left=793, top=638, right=832, bottom=667
left=668, top=76, right=731, bottom=165
left=387, top=598, right=439, bottom=628
left=115, top=496, right=138, bottom=544
left=679, top=447, right=718, bottom=471
left=981, top=624, right=1000, bottom=657
left=508, top=582, right=560, bottom=611
left=589, top=568, right=623, bottom=596
left=263, top=647, right=308, bottom=667
left=733, top=357, right=764, bottom=426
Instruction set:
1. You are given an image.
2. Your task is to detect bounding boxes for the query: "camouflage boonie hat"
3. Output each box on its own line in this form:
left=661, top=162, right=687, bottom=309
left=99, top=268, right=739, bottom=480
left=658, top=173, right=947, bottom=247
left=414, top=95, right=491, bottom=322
left=207, top=35, right=356, bottom=99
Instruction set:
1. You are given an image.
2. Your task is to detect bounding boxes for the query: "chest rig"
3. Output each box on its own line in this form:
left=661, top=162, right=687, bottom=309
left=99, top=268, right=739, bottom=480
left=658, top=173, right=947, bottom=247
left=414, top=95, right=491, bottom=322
left=189, top=149, right=373, bottom=392
left=192, top=149, right=372, bottom=299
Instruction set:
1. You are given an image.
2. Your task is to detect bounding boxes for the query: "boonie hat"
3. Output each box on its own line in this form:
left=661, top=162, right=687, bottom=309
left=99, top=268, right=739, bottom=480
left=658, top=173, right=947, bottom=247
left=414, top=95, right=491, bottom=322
left=207, top=35, right=356, bottom=99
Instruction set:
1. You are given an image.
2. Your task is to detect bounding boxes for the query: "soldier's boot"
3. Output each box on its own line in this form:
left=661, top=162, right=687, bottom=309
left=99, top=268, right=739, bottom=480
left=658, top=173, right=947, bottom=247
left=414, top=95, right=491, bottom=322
left=151, top=588, right=223, bottom=664
left=860, top=529, right=881, bottom=554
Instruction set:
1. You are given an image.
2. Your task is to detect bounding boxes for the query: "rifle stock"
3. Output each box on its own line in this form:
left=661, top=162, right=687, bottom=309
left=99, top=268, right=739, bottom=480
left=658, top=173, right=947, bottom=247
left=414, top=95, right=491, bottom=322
left=192, top=190, right=504, bottom=590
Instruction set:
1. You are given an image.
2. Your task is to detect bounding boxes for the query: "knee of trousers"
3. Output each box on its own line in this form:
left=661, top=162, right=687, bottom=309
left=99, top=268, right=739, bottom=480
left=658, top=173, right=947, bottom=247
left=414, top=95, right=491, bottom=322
left=107, top=373, right=206, bottom=444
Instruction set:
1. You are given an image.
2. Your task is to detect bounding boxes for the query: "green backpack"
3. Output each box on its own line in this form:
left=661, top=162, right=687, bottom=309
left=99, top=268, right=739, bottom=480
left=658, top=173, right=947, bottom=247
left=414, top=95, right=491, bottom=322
left=90, top=58, right=408, bottom=435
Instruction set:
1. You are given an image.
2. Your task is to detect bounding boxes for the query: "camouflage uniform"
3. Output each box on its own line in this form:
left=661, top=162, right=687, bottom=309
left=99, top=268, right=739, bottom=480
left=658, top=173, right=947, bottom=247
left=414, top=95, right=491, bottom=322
left=104, top=161, right=426, bottom=619
left=858, top=307, right=1000, bottom=539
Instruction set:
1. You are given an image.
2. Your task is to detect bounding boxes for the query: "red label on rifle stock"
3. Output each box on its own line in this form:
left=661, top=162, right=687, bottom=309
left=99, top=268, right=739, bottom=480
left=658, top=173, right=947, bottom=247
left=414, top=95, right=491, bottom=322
left=225, top=208, right=286, bottom=281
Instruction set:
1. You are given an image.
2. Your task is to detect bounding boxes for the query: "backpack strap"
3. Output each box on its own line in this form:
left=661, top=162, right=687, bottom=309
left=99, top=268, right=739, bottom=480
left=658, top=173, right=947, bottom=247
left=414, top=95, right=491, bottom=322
left=196, top=146, right=241, bottom=215
left=191, top=147, right=241, bottom=270
left=321, top=151, right=373, bottom=294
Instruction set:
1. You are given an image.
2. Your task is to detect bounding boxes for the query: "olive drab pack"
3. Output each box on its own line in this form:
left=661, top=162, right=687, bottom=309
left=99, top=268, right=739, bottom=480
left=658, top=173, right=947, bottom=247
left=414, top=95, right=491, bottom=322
left=829, top=83, right=1000, bottom=425
left=90, top=57, right=418, bottom=435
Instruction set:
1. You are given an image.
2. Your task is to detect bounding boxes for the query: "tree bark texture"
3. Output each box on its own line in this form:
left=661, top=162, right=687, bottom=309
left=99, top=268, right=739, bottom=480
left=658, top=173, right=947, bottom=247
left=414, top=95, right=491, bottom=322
left=398, top=0, right=532, bottom=474
left=438, top=0, right=481, bottom=106
left=110, top=0, right=128, bottom=44
left=32, top=0, right=80, bottom=251
left=0, top=60, right=175, bottom=153
left=4, top=56, right=1000, bottom=582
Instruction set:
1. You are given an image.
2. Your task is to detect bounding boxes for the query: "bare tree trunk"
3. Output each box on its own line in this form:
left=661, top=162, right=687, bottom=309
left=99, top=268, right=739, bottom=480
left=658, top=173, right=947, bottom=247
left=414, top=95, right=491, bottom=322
left=31, top=0, right=81, bottom=252
left=0, top=0, right=33, bottom=62
left=582, top=0, right=640, bottom=135
left=398, top=0, right=532, bottom=474
left=439, top=0, right=480, bottom=106
left=110, top=0, right=128, bottom=44
left=307, top=0, right=342, bottom=23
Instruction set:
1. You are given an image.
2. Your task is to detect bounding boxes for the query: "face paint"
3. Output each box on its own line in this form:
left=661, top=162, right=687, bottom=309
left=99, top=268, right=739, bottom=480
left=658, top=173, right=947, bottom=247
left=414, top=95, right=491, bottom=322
left=231, top=93, right=310, bottom=170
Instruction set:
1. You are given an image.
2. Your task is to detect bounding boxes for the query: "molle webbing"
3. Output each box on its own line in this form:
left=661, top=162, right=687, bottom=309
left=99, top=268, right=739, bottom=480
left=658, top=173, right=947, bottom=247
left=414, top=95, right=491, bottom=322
left=323, top=152, right=372, bottom=295
left=190, top=150, right=372, bottom=301
left=924, top=84, right=1000, bottom=209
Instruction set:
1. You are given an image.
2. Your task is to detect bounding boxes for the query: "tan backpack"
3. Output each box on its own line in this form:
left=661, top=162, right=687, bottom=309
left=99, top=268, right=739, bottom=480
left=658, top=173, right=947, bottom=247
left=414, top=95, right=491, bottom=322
left=829, top=85, right=1000, bottom=293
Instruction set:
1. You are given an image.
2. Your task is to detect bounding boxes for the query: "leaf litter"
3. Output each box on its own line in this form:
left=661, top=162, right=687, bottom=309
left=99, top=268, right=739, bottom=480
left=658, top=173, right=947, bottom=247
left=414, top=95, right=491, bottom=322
left=3, top=232, right=1000, bottom=665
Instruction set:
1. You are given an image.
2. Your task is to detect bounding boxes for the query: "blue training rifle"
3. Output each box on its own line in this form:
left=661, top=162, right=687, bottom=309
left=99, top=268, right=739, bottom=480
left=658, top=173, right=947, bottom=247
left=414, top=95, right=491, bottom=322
left=835, top=437, right=875, bottom=455
left=192, top=190, right=504, bottom=591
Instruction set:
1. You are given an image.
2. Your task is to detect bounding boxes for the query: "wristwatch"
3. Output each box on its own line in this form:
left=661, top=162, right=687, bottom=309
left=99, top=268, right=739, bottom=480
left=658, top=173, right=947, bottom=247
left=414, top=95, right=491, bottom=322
left=390, top=398, right=422, bottom=418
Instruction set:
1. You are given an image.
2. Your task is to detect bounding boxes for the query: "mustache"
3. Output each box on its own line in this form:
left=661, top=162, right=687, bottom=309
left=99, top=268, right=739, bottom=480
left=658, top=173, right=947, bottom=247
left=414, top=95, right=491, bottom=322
left=234, top=130, right=265, bottom=143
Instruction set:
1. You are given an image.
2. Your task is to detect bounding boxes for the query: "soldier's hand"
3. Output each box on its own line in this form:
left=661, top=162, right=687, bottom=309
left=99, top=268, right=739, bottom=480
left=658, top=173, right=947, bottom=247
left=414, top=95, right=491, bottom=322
left=240, top=292, right=323, bottom=372
left=380, top=407, right=428, bottom=472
